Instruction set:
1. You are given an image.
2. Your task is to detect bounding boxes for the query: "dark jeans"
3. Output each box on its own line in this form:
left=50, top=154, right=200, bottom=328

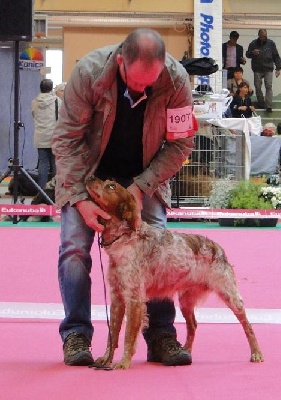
left=227, top=67, right=235, bottom=80
left=37, top=148, right=56, bottom=189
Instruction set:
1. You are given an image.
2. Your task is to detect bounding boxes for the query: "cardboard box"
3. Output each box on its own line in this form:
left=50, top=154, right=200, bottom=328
left=193, top=99, right=223, bottom=120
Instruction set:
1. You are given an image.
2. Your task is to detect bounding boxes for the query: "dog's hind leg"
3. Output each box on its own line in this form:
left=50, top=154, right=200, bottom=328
left=113, top=300, right=145, bottom=370
left=214, top=268, right=264, bottom=363
left=95, top=294, right=125, bottom=367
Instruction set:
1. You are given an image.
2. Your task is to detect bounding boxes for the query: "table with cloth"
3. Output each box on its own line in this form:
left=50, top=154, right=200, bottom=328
left=206, top=118, right=281, bottom=177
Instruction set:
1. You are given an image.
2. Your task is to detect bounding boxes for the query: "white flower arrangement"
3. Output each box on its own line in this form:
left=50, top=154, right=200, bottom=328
left=260, top=186, right=281, bottom=209
left=207, top=178, right=237, bottom=208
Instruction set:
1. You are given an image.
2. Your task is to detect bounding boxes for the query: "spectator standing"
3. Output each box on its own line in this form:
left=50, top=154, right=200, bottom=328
left=227, top=67, right=254, bottom=97
left=52, top=28, right=194, bottom=367
left=222, top=31, right=246, bottom=79
left=246, top=29, right=281, bottom=113
left=32, top=79, right=61, bottom=188
left=230, top=82, right=255, bottom=118
left=54, top=82, right=67, bottom=99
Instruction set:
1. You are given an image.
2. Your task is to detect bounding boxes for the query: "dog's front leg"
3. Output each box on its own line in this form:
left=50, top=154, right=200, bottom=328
left=95, top=295, right=125, bottom=367
left=113, top=300, right=144, bottom=370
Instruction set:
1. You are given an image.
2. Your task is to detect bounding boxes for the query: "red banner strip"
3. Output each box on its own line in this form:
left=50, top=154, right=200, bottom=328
left=1, top=204, right=280, bottom=220
left=0, top=204, right=60, bottom=216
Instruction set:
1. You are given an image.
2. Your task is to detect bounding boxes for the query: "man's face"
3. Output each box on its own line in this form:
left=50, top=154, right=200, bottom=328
left=233, top=71, right=243, bottom=80
left=229, top=37, right=238, bottom=46
left=117, top=55, right=164, bottom=93
left=258, top=30, right=267, bottom=42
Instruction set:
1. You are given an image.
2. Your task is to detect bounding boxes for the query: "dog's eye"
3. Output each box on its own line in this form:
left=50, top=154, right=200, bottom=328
left=106, top=183, right=116, bottom=190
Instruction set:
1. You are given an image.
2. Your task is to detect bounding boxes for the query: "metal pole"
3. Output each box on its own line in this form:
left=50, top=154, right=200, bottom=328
left=10, top=41, right=54, bottom=224
left=12, top=41, right=20, bottom=224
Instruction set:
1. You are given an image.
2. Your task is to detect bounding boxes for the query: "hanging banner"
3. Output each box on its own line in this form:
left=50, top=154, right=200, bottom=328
left=193, top=0, right=223, bottom=92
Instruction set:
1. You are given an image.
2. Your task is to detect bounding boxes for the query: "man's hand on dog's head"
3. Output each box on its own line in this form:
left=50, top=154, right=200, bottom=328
left=75, top=200, right=111, bottom=232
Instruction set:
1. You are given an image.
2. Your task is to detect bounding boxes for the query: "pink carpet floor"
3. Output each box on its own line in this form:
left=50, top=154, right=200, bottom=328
left=0, top=223, right=280, bottom=399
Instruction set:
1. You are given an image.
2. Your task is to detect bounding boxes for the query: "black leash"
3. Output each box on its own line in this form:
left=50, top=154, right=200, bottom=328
left=89, top=232, right=113, bottom=371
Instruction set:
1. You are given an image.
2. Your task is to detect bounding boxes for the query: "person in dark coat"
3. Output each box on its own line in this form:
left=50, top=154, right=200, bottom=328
left=246, top=29, right=281, bottom=112
left=230, top=82, right=255, bottom=118
left=222, top=31, right=246, bottom=79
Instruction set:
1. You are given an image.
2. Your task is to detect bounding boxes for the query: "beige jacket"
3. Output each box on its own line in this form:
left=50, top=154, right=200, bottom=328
left=32, top=92, right=61, bottom=148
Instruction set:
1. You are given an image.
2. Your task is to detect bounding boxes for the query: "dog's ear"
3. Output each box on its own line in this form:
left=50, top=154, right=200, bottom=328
left=118, top=200, right=140, bottom=231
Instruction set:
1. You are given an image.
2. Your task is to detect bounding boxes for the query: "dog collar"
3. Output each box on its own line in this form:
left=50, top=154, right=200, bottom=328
left=99, top=232, right=130, bottom=248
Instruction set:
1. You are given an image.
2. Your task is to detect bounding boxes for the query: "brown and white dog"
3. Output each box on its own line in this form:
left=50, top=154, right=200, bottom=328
left=86, top=177, right=264, bottom=369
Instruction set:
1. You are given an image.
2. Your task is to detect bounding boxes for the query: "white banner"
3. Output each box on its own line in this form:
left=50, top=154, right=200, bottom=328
left=167, top=208, right=281, bottom=219
left=194, top=0, right=222, bottom=91
left=1, top=302, right=280, bottom=323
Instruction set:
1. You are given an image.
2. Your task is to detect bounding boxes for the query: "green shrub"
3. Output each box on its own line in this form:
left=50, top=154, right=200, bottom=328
left=227, top=180, right=273, bottom=209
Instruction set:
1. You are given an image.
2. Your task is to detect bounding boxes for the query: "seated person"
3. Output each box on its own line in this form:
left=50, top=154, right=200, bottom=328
left=230, top=82, right=255, bottom=118
left=262, top=122, right=277, bottom=137
left=227, top=67, right=254, bottom=97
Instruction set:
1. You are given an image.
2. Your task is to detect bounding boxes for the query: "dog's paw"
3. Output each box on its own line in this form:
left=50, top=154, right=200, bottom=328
left=112, top=358, right=132, bottom=370
left=250, top=351, right=264, bottom=362
left=95, top=356, right=112, bottom=367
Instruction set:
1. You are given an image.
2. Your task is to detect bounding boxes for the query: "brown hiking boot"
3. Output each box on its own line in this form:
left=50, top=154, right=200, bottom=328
left=147, top=333, right=192, bottom=366
left=63, top=333, right=94, bottom=366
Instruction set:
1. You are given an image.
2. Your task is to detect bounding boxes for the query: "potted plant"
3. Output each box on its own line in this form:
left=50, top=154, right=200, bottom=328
left=208, top=179, right=280, bottom=227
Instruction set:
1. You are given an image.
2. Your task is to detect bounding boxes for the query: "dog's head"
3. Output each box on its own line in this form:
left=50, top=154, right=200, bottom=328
left=86, top=177, right=140, bottom=231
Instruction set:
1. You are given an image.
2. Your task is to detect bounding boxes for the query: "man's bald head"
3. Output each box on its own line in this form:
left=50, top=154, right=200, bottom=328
left=122, top=28, right=166, bottom=66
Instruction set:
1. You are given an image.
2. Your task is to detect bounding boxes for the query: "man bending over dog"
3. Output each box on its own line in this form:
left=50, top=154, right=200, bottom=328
left=52, top=28, right=194, bottom=367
